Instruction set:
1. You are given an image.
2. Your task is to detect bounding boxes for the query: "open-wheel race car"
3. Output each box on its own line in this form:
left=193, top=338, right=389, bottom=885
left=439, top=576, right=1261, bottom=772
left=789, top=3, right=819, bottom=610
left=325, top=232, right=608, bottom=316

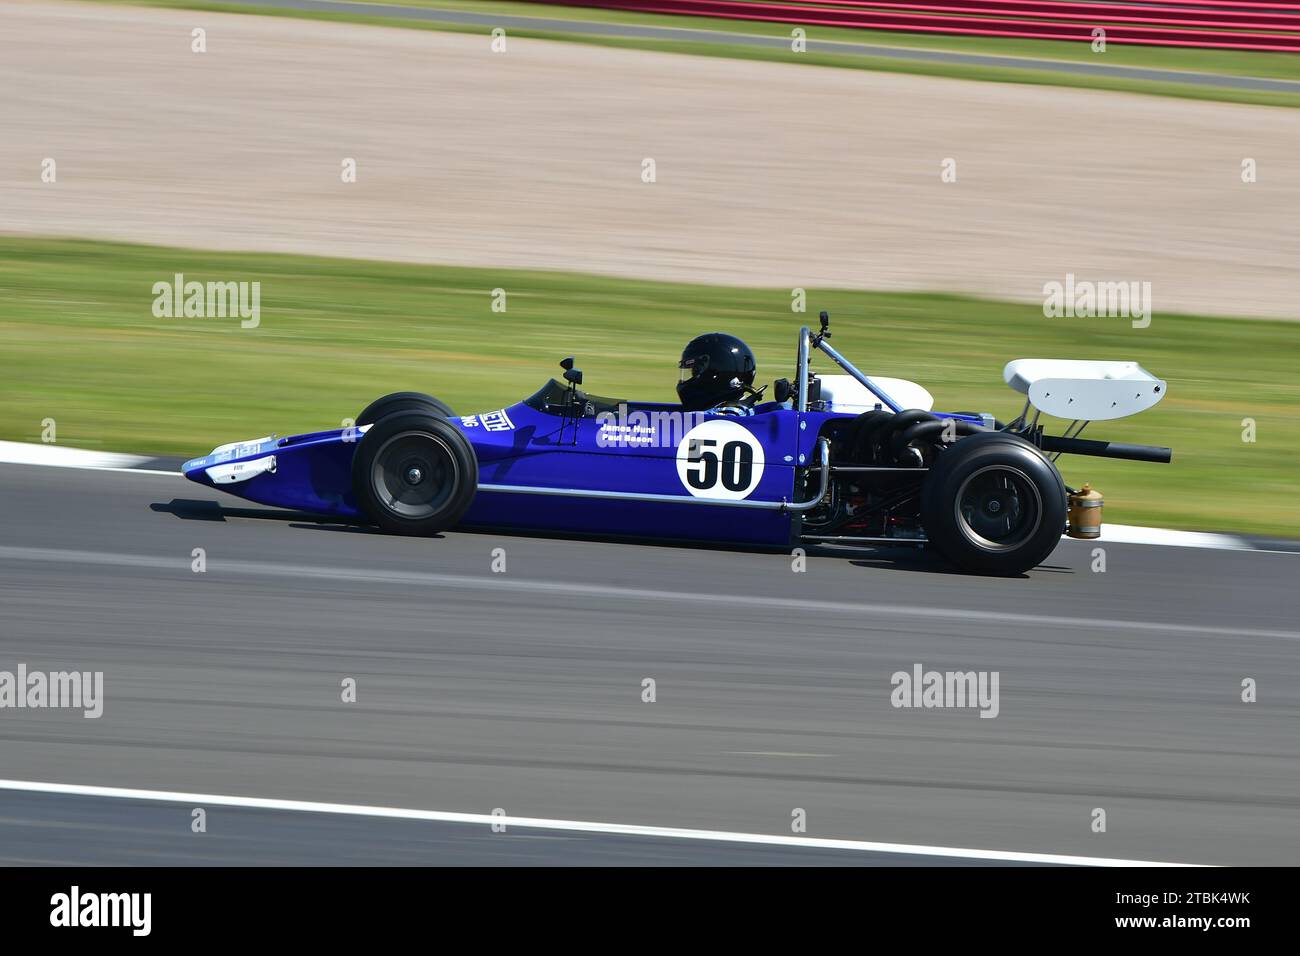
left=182, top=313, right=1171, bottom=575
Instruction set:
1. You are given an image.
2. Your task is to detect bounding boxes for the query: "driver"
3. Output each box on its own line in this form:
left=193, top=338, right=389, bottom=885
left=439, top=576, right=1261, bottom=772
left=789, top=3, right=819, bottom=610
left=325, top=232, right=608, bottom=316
left=677, top=333, right=757, bottom=411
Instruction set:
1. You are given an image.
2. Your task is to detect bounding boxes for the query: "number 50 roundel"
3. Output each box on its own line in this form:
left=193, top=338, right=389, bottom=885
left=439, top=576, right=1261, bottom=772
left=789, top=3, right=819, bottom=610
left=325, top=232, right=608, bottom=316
left=675, top=420, right=766, bottom=500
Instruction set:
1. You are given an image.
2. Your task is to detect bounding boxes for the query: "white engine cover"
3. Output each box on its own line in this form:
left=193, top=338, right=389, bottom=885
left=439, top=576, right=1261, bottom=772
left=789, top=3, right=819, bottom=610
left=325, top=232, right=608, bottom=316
left=818, top=374, right=934, bottom=413
left=1003, top=359, right=1166, bottom=421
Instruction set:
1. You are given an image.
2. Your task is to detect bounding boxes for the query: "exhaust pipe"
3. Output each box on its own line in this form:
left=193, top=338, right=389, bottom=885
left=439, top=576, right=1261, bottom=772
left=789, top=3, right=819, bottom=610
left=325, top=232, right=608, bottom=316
left=1039, top=435, right=1172, bottom=464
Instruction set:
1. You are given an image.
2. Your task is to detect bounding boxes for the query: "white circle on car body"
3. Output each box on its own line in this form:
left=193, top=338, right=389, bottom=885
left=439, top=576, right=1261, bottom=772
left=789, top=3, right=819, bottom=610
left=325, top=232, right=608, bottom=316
left=675, top=419, right=765, bottom=500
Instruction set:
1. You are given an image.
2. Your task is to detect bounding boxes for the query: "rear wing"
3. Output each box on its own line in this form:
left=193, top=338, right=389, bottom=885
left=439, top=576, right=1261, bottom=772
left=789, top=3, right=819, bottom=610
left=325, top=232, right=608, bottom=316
left=1004, top=359, right=1165, bottom=421
left=1003, top=359, right=1170, bottom=463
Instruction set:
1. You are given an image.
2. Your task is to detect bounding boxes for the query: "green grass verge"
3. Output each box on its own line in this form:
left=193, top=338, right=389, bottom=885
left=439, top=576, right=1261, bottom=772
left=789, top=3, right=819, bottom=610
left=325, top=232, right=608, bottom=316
left=2, top=237, right=1296, bottom=535
left=87, top=0, right=1300, bottom=108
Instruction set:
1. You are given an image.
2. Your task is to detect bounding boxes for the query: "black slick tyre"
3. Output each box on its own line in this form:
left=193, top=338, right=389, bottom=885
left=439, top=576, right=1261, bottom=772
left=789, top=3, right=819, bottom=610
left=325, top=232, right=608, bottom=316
left=356, top=392, right=455, bottom=426
left=920, top=433, right=1066, bottom=575
left=351, top=412, right=477, bottom=535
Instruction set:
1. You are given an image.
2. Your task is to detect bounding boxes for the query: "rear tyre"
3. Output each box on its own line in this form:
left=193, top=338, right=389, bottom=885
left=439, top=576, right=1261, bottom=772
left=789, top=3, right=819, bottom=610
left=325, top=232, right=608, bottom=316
left=356, top=391, right=454, bottom=426
left=920, top=433, right=1065, bottom=575
left=352, top=412, right=477, bottom=535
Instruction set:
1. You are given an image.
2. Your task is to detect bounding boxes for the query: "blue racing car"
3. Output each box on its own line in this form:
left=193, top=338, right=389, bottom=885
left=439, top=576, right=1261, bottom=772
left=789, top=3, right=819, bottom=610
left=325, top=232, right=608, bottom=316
left=183, top=313, right=1171, bottom=574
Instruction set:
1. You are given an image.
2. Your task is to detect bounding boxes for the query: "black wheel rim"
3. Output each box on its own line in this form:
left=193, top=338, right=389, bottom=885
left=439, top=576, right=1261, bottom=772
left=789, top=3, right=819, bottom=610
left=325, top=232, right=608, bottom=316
left=954, top=465, right=1042, bottom=552
left=371, top=431, right=457, bottom=520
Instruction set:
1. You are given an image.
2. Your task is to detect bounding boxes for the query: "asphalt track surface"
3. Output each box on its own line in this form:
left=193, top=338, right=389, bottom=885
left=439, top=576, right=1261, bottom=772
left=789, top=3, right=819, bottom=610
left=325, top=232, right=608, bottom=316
left=0, top=790, right=1010, bottom=865
left=244, top=0, right=1300, bottom=93
left=0, top=462, right=1297, bottom=865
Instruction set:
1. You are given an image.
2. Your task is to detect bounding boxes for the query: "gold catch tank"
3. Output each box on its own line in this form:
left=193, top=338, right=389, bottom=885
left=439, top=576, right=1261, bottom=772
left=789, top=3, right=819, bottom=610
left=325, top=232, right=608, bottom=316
left=1067, top=483, right=1104, bottom=539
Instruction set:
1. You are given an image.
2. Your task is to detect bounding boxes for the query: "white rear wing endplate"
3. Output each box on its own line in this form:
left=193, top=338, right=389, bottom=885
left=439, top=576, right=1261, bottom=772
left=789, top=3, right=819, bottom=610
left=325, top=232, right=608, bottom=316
left=1003, top=359, right=1166, bottom=421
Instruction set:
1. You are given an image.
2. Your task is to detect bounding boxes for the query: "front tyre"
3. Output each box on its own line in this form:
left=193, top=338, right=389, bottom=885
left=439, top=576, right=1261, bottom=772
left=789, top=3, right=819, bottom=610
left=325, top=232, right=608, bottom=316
left=920, top=433, right=1065, bottom=575
left=352, top=412, right=477, bottom=535
left=356, top=391, right=454, bottom=426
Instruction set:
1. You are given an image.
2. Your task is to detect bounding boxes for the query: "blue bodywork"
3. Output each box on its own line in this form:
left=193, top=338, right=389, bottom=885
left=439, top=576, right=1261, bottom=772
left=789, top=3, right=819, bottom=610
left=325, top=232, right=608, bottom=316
left=183, top=380, right=982, bottom=547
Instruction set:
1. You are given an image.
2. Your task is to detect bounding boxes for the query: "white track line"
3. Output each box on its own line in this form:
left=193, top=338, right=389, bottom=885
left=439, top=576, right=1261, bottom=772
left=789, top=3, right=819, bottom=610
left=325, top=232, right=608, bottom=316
left=1094, top=523, right=1251, bottom=551
left=0, top=441, right=179, bottom=477
left=1, top=544, right=1296, bottom=641
left=0, top=778, right=1197, bottom=866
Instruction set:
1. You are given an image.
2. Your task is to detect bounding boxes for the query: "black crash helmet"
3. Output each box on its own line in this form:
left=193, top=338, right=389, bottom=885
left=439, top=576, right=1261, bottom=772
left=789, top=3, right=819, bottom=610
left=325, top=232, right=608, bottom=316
left=677, top=332, right=756, bottom=411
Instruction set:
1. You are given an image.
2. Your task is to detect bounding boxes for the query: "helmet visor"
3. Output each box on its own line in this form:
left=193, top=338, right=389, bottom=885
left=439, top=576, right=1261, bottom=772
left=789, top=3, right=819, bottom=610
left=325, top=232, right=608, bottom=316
left=679, top=355, right=708, bottom=382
